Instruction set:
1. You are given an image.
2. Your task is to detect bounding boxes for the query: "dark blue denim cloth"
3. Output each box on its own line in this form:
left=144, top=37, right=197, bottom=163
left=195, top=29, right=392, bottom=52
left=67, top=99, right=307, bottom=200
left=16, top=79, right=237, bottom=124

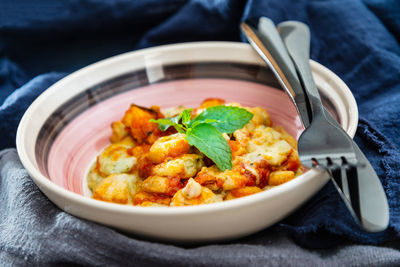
left=1, top=0, right=399, bottom=256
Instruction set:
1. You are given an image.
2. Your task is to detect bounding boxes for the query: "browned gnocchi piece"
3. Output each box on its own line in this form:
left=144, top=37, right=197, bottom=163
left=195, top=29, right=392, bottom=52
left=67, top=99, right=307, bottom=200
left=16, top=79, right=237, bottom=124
left=268, top=171, right=295, bottom=186
left=224, top=186, right=263, bottom=200
left=141, top=176, right=170, bottom=194
left=110, top=121, right=129, bottom=143
left=152, top=154, right=204, bottom=178
left=170, top=179, right=223, bottom=206
left=148, top=133, right=190, bottom=164
left=133, top=191, right=171, bottom=206
left=195, top=165, right=250, bottom=191
left=92, top=174, right=137, bottom=204
left=121, top=104, right=163, bottom=144
left=97, top=143, right=137, bottom=176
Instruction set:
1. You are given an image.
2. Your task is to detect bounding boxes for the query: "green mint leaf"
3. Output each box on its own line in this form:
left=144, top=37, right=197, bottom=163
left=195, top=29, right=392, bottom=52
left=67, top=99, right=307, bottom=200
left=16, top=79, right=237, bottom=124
left=169, top=113, right=181, bottom=125
left=190, top=119, right=218, bottom=130
left=190, top=106, right=253, bottom=133
left=181, top=109, right=192, bottom=127
left=186, top=123, right=232, bottom=171
left=174, top=124, right=185, bottom=134
left=151, top=109, right=193, bottom=132
left=150, top=118, right=178, bottom=131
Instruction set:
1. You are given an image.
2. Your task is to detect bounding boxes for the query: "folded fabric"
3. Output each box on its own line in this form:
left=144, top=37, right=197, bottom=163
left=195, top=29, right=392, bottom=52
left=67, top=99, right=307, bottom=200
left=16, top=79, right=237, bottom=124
left=1, top=0, right=399, bottom=254
left=1, top=148, right=400, bottom=266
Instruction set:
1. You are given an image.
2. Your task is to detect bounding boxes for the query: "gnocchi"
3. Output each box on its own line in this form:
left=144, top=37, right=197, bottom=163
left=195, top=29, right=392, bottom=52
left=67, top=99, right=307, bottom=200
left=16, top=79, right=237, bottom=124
left=87, top=99, right=303, bottom=206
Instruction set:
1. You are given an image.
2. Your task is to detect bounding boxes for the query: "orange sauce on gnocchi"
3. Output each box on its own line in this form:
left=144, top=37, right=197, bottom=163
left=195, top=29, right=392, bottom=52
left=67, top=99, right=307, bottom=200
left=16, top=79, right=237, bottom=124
left=87, top=98, right=303, bottom=207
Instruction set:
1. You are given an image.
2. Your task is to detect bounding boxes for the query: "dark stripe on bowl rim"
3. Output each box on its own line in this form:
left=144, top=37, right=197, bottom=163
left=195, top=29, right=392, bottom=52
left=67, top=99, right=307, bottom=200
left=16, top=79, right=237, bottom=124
left=35, top=62, right=338, bottom=178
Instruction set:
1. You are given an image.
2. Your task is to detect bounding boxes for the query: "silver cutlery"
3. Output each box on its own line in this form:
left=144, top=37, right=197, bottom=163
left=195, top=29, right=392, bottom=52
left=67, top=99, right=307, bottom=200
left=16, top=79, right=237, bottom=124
left=240, top=19, right=312, bottom=128
left=241, top=18, right=389, bottom=232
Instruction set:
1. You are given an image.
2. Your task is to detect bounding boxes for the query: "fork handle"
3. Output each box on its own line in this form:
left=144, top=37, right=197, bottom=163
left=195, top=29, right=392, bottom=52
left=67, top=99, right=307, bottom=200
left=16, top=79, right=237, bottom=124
left=278, top=21, right=326, bottom=119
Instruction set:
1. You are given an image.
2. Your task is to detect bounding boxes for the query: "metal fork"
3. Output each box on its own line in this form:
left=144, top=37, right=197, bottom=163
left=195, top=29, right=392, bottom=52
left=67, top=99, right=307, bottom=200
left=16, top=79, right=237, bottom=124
left=277, top=21, right=362, bottom=221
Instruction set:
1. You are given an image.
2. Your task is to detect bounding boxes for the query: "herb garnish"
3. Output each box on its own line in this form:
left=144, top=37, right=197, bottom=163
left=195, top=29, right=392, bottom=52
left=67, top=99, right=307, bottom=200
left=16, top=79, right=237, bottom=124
left=150, top=106, right=253, bottom=171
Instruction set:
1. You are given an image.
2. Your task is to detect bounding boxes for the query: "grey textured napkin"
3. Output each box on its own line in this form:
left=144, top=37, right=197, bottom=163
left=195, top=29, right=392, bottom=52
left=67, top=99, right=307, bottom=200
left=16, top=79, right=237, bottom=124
left=1, top=149, right=400, bottom=266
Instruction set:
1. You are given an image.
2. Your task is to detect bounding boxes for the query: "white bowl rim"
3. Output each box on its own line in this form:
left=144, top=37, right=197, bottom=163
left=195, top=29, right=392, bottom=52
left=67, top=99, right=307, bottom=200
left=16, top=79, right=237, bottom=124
left=16, top=41, right=358, bottom=216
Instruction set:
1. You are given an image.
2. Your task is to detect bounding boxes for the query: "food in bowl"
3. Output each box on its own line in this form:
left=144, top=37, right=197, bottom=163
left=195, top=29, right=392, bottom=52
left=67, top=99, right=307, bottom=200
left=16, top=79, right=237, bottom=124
left=87, top=98, right=303, bottom=206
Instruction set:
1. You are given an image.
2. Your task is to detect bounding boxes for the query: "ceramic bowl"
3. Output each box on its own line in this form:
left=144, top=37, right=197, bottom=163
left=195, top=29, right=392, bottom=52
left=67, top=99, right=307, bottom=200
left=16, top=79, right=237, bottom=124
left=16, top=42, right=358, bottom=242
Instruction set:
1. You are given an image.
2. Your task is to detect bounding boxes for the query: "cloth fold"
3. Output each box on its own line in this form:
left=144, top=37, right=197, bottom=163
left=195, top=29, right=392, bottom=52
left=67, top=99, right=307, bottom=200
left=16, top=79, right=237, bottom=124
left=1, top=0, right=400, bottom=264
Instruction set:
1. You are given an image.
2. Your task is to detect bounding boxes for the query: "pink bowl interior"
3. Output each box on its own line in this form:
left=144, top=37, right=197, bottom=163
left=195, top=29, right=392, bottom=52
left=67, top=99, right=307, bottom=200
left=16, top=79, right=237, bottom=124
left=47, top=78, right=303, bottom=195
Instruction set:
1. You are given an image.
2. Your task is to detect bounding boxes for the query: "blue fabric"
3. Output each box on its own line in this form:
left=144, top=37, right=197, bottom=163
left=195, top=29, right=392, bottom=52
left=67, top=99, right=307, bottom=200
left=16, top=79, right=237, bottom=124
left=1, top=0, right=400, bottom=250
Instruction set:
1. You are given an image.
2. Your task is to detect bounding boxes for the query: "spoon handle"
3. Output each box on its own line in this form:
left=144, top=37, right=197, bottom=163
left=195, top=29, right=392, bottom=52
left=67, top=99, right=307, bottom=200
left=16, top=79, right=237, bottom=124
left=241, top=18, right=311, bottom=127
left=277, top=21, right=326, bottom=119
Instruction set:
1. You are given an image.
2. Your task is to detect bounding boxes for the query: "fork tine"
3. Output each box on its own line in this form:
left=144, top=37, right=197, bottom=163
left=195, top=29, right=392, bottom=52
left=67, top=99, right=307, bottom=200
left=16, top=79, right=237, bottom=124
left=300, top=157, right=318, bottom=168
left=343, top=158, right=362, bottom=221
left=327, top=158, right=342, bottom=190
